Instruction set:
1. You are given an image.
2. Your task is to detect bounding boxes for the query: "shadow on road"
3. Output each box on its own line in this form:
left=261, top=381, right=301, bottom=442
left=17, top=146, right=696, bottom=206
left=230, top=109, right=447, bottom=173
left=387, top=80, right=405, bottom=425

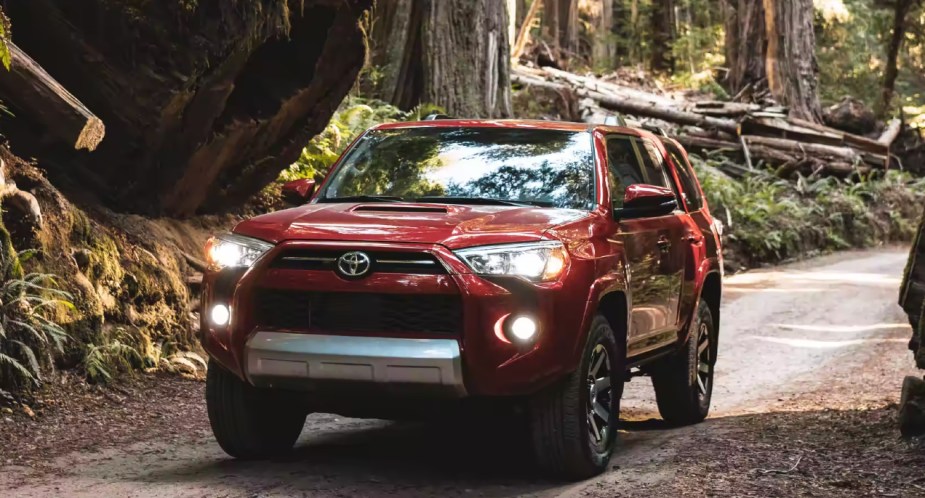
left=133, top=413, right=662, bottom=495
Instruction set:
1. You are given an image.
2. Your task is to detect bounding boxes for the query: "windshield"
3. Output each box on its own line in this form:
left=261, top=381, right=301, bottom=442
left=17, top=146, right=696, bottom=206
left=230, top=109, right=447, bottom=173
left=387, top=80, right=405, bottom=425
left=319, top=127, right=596, bottom=210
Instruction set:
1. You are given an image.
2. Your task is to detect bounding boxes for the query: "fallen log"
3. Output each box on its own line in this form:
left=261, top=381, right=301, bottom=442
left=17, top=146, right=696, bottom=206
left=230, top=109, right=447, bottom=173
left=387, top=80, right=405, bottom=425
left=676, top=135, right=795, bottom=165
left=0, top=42, right=104, bottom=151
left=741, top=116, right=888, bottom=158
left=879, top=118, right=902, bottom=146
left=742, top=135, right=876, bottom=165
left=523, top=65, right=680, bottom=108
left=512, top=71, right=738, bottom=134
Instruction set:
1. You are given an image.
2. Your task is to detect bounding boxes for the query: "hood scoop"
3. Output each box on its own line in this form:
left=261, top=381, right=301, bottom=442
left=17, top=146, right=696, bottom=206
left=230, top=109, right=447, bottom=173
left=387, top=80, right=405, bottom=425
left=353, top=205, right=449, bottom=214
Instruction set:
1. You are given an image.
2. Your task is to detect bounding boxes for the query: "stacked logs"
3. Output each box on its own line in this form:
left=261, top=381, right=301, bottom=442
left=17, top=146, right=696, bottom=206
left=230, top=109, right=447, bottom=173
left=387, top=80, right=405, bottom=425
left=513, top=65, right=900, bottom=178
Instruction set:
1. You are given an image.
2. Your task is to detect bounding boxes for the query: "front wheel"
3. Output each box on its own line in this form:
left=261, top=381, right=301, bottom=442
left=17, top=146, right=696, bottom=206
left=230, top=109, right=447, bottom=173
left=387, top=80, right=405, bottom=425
left=651, top=299, right=715, bottom=426
left=206, top=360, right=307, bottom=459
left=529, top=314, right=626, bottom=480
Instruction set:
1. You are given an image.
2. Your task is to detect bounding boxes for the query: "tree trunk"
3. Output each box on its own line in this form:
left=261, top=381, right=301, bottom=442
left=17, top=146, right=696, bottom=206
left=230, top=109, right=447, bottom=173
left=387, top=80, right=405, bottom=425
left=579, top=0, right=614, bottom=70
left=724, top=0, right=767, bottom=95
left=650, top=0, right=676, bottom=72
left=763, top=0, right=823, bottom=122
left=371, top=0, right=425, bottom=110
left=5, top=0, right=372, bottom=217
left=880, top=0, right=915, bottom=117
left=372, top=0, right=513, bottom=119
left=543, top=0, right=578, bottom=56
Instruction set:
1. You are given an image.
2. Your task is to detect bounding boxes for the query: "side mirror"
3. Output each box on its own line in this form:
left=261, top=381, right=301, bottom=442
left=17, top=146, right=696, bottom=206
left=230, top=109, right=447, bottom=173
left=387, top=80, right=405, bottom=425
left=614, top=184, right=678, bottom=220
left=281, top=178, right=316, bottom=205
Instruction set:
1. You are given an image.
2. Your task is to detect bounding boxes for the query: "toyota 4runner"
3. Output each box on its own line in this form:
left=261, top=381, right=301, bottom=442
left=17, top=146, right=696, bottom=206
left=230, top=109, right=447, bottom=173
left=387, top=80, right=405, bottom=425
left=200, top=119, right=722, bottom=480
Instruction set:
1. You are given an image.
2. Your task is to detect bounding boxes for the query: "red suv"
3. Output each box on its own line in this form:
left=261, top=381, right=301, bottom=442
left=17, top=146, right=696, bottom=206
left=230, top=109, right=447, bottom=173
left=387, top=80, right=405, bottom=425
left=200, top=119, right=722, bottom=479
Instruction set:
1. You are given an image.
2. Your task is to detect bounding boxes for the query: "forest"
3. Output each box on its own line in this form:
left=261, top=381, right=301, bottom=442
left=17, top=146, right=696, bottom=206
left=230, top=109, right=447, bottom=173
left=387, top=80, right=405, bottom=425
left=1, top=0, right=925, bottom=495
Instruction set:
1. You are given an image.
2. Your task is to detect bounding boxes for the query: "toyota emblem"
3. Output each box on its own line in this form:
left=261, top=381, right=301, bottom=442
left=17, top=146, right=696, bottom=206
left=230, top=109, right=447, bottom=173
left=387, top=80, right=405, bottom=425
left=336, top=251, right=372, bottom=278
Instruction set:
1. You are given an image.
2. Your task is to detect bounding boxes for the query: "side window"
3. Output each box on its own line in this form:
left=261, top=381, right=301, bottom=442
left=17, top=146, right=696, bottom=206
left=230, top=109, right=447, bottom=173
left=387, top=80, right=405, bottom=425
left=606, top=136, right=646, bottom=208
left=637, top=140, right=670, bottom=188
left=665, top=145, right=704, bottom=211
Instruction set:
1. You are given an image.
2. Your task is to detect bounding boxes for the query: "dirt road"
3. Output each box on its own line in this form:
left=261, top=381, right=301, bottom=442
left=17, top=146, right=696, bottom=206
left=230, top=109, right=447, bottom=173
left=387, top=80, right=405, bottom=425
left=3, top=248, right=924, bottom=497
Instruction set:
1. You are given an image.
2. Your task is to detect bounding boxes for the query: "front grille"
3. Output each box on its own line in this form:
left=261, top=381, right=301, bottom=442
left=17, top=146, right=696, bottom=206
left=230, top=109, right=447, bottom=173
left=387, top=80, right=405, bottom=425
left=254, top=290, right=462, bottom=335
left=270, top=249, right=445, bottom=274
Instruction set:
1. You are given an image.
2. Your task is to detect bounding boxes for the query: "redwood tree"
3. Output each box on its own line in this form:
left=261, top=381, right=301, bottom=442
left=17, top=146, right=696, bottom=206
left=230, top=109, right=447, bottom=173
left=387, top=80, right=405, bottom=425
left=724, top=0, right=767, bottom=95
left=371, top=0, right=512, bottom=119
left=763, top=0, right=823, bottom=122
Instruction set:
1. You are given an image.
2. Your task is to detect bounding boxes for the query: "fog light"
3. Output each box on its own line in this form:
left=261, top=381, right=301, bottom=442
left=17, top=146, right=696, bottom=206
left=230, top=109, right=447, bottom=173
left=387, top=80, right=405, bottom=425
left=509, top=316, right=537, bottom=341
left=210, top=304, right=230, bottom=326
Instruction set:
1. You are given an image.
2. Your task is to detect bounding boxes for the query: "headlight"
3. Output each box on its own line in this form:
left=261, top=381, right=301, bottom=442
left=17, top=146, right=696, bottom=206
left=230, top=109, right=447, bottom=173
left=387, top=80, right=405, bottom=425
left=204, top=234, right=274, bottom=270
left=454, top=241, right=568, bottom=282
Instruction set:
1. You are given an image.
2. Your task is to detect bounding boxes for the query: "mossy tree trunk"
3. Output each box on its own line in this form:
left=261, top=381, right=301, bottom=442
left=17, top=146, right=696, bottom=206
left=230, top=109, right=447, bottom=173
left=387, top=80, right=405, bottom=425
left=3, top=0, right=372, bottom=218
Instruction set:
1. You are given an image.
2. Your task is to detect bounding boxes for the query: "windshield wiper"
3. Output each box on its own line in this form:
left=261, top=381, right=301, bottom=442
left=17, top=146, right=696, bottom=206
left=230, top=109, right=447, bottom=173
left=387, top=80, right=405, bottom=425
left=318, top=195, right=405, bottom=203
left=414, top=196, right=553, bottom=207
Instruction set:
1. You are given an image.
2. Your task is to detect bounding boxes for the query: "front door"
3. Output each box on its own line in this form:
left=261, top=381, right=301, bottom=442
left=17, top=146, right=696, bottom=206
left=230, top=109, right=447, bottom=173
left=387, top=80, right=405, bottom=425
left=605, top=134, right=685, bottom=356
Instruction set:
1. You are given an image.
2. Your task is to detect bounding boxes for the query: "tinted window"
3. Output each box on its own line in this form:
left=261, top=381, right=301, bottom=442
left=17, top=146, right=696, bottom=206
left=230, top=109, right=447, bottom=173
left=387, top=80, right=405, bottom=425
left=606, top=136, right=645, bottom=208
left=664, top=143, right=704, bottom=211
left=320, top=127, right=595, bottom=210
left=639, top=140, right=669, bottom=187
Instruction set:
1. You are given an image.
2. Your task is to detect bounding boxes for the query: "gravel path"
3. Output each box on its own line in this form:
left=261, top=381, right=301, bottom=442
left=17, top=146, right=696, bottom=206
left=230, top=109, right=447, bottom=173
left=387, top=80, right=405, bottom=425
left=2, top=248, right=922, bottom=497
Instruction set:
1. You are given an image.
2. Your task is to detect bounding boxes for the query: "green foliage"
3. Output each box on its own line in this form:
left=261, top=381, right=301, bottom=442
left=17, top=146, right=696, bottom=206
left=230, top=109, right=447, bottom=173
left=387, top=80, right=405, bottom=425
left=691, top=154, right=925, bottom=267
left=0, top=248, right=74, bottom=391
left=82, top=334, right=143, bottom=384
left=281, top=97, right=444, bottom=182
left=0, top=6, right=11, bottom=71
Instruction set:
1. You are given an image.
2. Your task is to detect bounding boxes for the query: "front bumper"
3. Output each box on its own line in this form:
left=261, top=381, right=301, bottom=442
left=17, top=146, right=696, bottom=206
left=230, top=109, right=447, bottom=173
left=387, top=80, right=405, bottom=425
left=201, top=240, right=594, bottom=397
left=245, top=331, right=466, bottom=396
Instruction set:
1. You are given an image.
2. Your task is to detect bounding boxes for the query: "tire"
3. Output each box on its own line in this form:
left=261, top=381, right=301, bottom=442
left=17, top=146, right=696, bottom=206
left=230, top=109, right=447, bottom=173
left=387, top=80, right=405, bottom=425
left=206, top=359, right=307, bottom=459
left=529, top=314, right=625, bottom=480
left=651, top=299, right=715, bottom=426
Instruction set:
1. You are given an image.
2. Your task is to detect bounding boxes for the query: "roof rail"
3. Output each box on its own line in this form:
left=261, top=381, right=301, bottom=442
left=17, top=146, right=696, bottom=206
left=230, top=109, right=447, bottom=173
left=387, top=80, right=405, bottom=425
left=642, top=124, right=670, bottom=137
left=423, top=113, right=453, bottom=121
left=603, top=115, right=627, bottom=127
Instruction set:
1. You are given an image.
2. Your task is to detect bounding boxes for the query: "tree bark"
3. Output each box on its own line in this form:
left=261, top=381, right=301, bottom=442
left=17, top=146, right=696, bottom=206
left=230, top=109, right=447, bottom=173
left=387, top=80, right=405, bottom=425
left=650, top=0, right=675, bottom=72
left=373, top=0, right=513, bottom=119
left=763, top=0, right=823, bottom=122
left=880, top=0, right=916, bottom=117
left=6, top=0, right=373, bottom=217
left=724, top=0, right=767, bottom=95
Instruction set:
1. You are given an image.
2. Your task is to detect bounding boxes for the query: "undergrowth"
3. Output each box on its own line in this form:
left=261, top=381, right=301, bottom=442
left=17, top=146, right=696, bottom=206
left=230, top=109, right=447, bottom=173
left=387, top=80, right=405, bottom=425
left=0, top=248, right=73, bottom=391
left=691, top=154, right=925, bottom=269
left=281, top=96, right=443, bottom=182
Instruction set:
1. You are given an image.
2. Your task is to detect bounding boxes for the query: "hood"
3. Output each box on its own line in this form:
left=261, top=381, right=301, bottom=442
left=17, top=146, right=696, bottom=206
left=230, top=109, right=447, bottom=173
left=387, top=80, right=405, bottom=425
left=233, top=202, right=588, bottom=249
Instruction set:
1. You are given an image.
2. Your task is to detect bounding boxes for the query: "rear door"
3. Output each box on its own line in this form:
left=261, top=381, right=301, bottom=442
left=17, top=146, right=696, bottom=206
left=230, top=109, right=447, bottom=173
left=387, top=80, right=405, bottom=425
left=605, top=134, right=685, bottom=356
left=662, top=139, right=719, bottom=326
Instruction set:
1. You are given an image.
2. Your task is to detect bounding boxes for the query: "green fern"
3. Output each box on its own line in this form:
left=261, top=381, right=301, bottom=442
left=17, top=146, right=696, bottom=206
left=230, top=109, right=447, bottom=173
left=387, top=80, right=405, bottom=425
left=0, top=252, right=74, bottom=390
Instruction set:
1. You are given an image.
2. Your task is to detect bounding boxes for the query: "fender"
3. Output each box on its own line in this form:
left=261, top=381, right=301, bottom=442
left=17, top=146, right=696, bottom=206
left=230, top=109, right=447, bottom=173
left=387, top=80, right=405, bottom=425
left=680, top=262, right=722, bottom=345
left=570, top=263, right=631, bottom=368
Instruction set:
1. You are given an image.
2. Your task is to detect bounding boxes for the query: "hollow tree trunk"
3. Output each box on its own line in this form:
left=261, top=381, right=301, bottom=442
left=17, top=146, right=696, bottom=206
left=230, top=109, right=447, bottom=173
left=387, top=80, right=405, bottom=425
left=763, top=0, right=823, bottom=122
left=724, top=0, right=767, bottom=95
left=5, top=0, right=372, bottom=218
left=650, top=0, right=675, bottom=72
left=372, top=0, right=513, bottom=119
left=880, top=0, right=915, bottom=117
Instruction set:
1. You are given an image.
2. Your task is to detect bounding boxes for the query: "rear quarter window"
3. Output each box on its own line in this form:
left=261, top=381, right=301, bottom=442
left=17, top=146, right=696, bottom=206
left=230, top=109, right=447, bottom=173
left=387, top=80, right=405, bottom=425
left=664, top=143, right=704, bottom=211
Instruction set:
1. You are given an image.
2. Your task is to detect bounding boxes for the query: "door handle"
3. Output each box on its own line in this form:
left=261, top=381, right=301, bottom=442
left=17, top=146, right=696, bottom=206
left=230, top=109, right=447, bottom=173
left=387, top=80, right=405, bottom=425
left=686, top=234, right=704, bottom=245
